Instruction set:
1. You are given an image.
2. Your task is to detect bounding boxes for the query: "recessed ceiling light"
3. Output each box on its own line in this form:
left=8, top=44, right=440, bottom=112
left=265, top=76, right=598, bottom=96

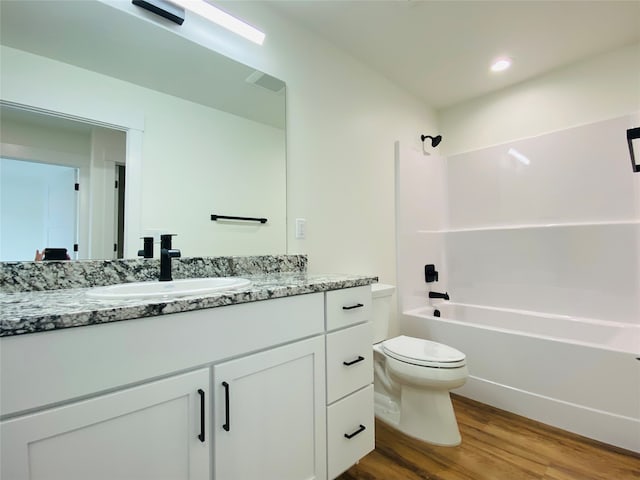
left=490, top=57, right=512, bottom=72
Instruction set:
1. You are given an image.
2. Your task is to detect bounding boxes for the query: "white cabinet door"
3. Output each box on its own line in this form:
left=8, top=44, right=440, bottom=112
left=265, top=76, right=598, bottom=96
left=213, top=335, right=326, bottom=480
left=1, top=368, right=210, bottom=480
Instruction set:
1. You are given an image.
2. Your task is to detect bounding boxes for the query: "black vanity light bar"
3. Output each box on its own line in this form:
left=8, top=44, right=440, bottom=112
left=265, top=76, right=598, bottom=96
left=211, top=214, right=268, bottom=224
left=132, top=0, right=185, bottom=25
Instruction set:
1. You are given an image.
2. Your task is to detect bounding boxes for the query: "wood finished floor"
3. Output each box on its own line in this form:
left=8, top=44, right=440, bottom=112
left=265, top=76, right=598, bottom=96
left=337, top=394, right=640, bottom=480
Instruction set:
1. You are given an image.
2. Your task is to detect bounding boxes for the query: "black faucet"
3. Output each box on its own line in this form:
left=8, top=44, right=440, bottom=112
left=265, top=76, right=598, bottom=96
left=429, top=291, right=450, bottom=300
left=159, top=234, right=181, bottom=282
left=137, top=237, right=154, bottom=258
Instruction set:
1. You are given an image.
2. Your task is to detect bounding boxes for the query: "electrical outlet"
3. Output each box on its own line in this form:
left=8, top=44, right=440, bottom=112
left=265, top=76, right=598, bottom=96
left=295, top=218, right=306, bottom=239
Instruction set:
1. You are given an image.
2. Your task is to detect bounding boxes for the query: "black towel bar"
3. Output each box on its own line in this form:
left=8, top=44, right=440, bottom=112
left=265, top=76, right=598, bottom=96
left=211, top=214, right=267, bottom=224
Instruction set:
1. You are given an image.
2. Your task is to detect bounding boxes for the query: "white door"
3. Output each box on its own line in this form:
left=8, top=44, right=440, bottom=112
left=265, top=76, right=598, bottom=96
left=213, top=336, right=326, bottom=480
left=1, top=368, right=210, bottom=480
left=0, top=158, right=78, bottom=261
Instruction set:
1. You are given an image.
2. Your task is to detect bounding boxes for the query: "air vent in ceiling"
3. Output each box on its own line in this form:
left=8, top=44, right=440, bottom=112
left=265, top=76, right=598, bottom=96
left=246, top=71, right=285, bottom=93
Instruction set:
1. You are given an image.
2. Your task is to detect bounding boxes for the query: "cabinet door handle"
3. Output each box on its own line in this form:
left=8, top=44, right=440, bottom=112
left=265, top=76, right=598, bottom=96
left=342, top=303, right=364, bottom=310
left=222, top=381, right=230, bottom=432
left=197, top=389, right=205, bottom=443
left=343, top=355, right=365, bottom=366
left=344, top=424, right=366, bottom=439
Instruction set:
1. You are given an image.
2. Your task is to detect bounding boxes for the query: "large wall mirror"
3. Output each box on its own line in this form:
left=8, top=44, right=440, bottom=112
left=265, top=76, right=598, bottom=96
left=0, top=0, right=286, bottom=262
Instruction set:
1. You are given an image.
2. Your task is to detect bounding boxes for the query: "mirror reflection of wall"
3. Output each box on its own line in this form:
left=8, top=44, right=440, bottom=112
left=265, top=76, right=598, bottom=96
left=0, top=0, right=287, bottom=262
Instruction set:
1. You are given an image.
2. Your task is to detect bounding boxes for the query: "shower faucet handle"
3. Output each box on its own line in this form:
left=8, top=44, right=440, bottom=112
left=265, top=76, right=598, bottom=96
left=425, top=264, right=439, bottom=283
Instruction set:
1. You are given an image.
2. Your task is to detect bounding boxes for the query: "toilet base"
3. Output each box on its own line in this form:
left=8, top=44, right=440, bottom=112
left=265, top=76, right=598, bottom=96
left=374, top=388, right=462, bottom=446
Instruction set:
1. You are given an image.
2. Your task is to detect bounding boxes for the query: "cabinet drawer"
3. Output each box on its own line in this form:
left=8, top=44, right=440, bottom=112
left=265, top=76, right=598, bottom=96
left=326, top=322, right=373, bottom=404
left=327, top=385, right=374, bottom=480
left=325, top=286, right=372, bottom=331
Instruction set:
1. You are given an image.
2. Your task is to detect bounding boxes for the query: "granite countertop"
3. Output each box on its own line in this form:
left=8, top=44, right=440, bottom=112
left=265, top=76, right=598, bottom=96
left=0, top=272, right=378, bottom=337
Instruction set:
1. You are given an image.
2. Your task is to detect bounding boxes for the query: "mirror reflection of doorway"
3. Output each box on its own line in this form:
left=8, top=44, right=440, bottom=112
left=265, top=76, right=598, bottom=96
left=0, top=158, right=78, bottom=261
left=0, top=104, right=128, bottom=260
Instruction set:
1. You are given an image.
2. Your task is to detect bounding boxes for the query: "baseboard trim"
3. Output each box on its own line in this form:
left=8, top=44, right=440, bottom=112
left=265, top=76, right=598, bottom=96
left=455, top=376, right=640, bottom=453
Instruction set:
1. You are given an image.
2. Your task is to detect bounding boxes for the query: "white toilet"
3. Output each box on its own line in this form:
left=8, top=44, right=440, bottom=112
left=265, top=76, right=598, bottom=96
left=371, top=283, right=468, bottom=446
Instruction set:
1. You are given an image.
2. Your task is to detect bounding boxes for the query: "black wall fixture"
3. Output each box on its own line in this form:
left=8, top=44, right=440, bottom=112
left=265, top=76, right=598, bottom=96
left=627, top=127, right=640, bottom=173
left=421, top=134, right=442, bottom=148
left=211, top=214, right=268, bottom=224
left=137, top=236, right=154, bottom=258
left=132, top=0, right=185, bottom=25
left=424, top=264, right=439, bottom=283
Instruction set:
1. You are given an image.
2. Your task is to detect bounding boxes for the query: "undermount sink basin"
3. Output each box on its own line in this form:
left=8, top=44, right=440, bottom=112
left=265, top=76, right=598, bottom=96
left=86, top=277, right=252, bottom=300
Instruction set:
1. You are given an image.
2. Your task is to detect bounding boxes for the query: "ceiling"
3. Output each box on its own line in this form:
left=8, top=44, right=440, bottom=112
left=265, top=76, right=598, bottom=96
left=2, top=1, right=638, bottom=115
left=267, top=0, right=640, bottom=110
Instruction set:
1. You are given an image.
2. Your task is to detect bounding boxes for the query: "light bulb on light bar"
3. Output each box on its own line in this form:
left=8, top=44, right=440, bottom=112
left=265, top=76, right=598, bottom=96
left=173, top=0, right=265, bottom=45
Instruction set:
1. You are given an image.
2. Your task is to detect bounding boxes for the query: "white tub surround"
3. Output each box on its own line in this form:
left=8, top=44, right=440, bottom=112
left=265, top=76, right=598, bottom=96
left=395, top=114, right=640, bottom=453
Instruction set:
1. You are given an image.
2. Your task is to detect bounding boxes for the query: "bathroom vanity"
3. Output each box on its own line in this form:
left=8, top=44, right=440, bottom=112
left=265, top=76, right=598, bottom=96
left=0, top=258, right=376, bottom=480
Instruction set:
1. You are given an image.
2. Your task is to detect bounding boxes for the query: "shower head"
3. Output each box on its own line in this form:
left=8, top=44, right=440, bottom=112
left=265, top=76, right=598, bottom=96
left=421, top=134, right=442, bottom=147
left=420, top=135, right=442, bottom=147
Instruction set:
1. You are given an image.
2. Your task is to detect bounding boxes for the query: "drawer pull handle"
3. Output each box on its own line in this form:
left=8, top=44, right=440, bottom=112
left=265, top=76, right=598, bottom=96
left=344, top=424, right=366, bottom=440
left=197, top=389, right=205, bottom=442
left=222, top=381, right=230, bottom=432
left=343, top=356, right=365, bottom=366
left=342, top=303, right=364, bottom=310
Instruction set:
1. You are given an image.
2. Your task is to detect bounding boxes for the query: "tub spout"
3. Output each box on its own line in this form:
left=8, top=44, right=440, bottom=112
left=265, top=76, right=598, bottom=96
left=429, top=291, right=450, bottom=300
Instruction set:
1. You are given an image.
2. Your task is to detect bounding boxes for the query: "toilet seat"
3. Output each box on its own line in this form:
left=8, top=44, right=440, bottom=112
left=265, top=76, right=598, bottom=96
left=382, top=335, right=466, bottom=368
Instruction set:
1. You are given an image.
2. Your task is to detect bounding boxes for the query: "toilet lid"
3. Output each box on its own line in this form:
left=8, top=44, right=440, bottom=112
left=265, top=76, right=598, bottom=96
left=382, top=335, right=466, bottom=368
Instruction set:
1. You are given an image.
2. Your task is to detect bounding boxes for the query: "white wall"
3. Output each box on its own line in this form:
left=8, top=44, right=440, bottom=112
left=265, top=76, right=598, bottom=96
left=214, top=1, right=438, bottom=282
left=439, top=42, right=640, bottom=156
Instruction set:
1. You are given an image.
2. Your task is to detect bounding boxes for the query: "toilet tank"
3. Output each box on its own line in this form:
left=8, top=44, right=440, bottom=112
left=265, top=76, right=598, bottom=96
left=371, top=283, right=396, bottom=343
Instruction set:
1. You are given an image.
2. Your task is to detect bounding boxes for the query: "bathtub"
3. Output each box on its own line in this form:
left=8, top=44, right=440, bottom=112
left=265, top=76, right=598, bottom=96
left=400, top=303, right=640, bottom=453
